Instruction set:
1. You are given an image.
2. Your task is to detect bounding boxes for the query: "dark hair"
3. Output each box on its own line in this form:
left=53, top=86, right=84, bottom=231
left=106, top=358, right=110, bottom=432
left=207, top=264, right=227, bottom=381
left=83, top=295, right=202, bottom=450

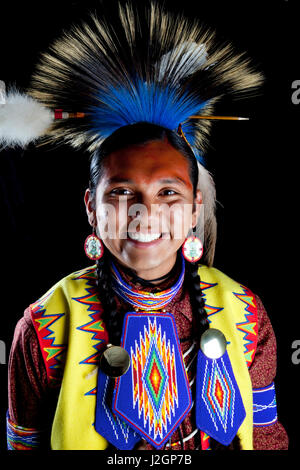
left=90, top=122, right=208, bottom=346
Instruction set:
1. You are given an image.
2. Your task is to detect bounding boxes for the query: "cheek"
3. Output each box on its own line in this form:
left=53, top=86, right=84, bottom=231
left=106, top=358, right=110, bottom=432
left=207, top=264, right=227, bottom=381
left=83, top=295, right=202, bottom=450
left=95, top=199, right=130, bottom=239
left=168, top=203, right=193, bottom=239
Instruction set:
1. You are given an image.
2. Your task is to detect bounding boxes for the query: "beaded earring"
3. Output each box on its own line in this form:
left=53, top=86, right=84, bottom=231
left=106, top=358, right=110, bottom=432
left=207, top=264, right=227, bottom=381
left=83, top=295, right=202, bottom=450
left=84, top=229, right=104, bottom=260
left=182, top=229, right=203, bottom=263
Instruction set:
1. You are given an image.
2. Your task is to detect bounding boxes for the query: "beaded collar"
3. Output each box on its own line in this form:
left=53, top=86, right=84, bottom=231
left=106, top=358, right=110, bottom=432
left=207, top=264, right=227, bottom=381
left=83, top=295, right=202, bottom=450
left=110, top=252, right=185, bottom=311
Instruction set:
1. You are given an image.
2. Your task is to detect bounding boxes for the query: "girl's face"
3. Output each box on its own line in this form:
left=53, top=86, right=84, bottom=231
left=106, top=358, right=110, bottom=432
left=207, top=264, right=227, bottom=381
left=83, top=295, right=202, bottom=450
left=85, top=139, right=202, bottom=280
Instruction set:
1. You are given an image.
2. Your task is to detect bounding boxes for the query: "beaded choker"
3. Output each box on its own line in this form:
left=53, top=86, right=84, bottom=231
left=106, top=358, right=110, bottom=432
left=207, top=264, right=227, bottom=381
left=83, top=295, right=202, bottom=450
left=110, top=252, right=185, bottom=311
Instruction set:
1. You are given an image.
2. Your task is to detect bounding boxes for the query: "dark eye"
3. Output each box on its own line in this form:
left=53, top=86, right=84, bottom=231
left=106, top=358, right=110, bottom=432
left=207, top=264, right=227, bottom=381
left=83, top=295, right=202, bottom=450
left=160, top=189, right=177, bottom=196
left=110, top=188, right=132, bottom=196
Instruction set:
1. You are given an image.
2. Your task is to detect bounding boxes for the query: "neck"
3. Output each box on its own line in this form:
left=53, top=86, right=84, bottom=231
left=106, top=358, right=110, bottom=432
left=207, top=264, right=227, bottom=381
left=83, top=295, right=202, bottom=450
left=111, top=253, right=180, bottom=288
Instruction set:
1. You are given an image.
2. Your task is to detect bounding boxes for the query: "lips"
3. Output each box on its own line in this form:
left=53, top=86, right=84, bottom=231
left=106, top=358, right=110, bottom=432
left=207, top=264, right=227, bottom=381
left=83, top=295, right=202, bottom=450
left=126, top=232, right=167, bottom=248
left=128, top=232, right=161, bottom=242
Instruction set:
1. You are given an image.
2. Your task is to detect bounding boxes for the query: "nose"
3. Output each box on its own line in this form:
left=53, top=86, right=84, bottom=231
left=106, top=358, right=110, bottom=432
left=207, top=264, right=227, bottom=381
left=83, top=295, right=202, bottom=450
left=128, top=197, right=163, bottom=233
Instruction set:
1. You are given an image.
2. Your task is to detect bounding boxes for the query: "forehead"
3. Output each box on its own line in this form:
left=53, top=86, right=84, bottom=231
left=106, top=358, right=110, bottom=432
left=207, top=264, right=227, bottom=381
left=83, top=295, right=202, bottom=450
left=101, top=140, right=193, bottom=188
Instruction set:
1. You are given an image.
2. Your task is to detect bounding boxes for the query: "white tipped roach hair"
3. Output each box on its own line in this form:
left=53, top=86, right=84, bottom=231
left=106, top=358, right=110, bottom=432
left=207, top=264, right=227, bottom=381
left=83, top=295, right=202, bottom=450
left=28, top=0, right=263, bottom=156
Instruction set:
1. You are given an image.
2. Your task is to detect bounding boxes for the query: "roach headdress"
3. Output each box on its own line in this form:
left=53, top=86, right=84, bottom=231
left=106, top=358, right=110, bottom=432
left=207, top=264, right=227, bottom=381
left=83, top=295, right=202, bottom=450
left=26, top=0, right=262, bottom=161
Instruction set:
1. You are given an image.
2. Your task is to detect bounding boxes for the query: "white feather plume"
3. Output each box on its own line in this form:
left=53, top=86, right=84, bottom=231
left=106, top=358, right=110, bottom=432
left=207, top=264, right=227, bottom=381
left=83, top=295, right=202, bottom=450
left=156, top=42, right=208, bottom=82
left=0, top=86, right=53, bottom=149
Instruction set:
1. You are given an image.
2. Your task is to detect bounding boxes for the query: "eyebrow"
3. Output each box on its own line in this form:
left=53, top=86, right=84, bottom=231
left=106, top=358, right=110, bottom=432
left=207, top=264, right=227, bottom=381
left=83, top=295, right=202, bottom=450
left=106, top=177, right=187, bottom=186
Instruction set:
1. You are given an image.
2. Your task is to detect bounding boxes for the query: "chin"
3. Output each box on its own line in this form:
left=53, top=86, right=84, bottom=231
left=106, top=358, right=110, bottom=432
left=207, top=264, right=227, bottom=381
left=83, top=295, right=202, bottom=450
left=125, top=254, right=161, bottom=272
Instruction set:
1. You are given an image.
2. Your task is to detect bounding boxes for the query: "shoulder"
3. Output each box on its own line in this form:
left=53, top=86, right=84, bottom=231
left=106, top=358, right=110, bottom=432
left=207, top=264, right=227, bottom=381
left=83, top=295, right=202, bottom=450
left=11, top=308, right=39, bottom=353
left=197, top=264, right=254, bottom=296
left=27, top=265, right=99, bottom=347
left=199, top=265, right=271, bottom=333
left=29, top=265, right=98, bottom=313
left=25, top=265, right=99, bottom=385
left=198, top=264, right=240, bottom=284
left=198, top=263, right=258, bottom=324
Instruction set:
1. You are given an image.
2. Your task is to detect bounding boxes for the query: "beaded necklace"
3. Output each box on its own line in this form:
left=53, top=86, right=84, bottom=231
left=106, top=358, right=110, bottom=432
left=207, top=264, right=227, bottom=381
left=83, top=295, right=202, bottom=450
left=110, top=252, right=185, bottom=311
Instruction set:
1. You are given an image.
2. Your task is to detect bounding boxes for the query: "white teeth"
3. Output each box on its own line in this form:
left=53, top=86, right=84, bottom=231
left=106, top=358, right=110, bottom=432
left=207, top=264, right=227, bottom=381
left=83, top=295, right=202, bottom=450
left=128, top=232, right=161, bottom=242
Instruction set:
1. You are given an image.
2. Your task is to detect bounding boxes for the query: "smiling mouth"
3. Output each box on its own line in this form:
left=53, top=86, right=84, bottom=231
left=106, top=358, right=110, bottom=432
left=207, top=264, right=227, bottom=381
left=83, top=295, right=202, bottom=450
left=128, top=232, right=161, bottom=242
left=127, top=232, right=170, bottom=244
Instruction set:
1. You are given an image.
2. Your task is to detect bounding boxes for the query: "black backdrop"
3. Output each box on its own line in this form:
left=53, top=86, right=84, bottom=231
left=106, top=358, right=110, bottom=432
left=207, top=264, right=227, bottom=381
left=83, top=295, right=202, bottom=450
left=0, top=0, right=298, bottom=455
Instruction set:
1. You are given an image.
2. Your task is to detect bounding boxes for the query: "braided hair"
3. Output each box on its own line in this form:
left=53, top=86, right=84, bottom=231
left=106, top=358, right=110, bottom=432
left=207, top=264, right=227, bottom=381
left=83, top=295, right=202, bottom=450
left=95, top=248, right=120, bottom=346
left=185, top=258, right=209, bottom=343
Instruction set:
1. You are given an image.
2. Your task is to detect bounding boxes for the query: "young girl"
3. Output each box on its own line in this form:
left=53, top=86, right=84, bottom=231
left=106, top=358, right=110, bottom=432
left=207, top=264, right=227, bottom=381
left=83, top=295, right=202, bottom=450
left=5, top=0, right=288, bottom=450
